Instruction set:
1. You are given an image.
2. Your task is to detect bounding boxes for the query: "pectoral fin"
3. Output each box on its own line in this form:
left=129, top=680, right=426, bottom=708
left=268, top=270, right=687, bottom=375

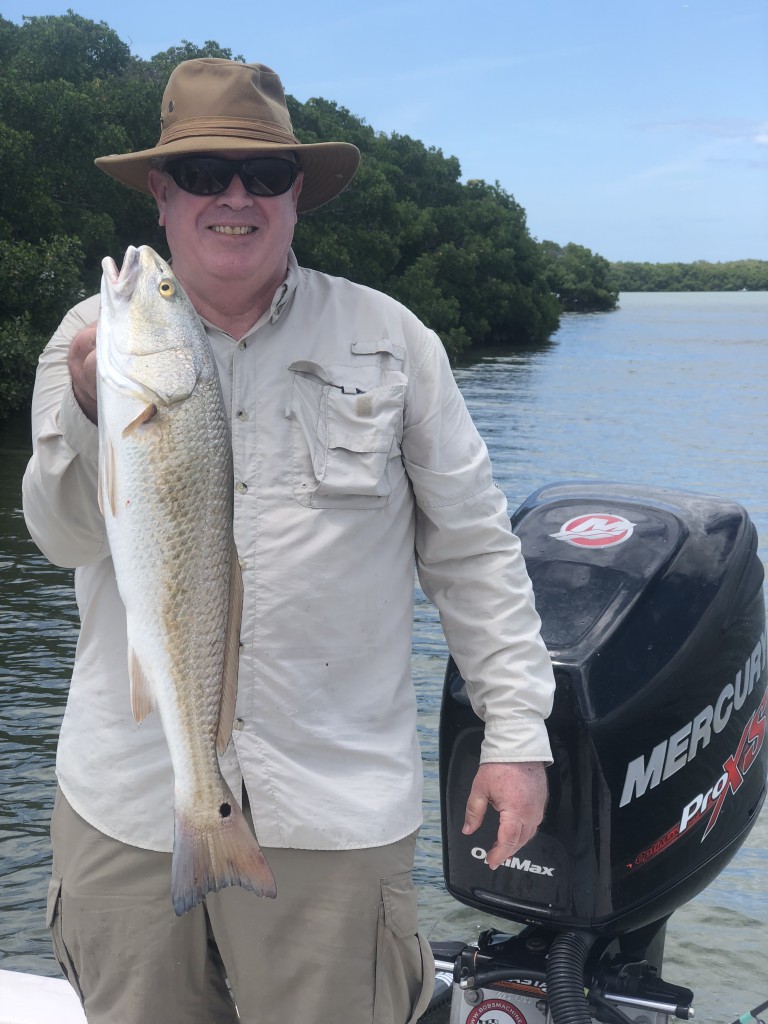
left=122, top=403, right=158, bottom=438
left=129, top=646, right=156, bottom=723
left=216, top=544, right=243, bottom=755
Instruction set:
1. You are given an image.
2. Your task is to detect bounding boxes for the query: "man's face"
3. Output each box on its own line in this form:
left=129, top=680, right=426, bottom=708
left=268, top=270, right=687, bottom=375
left=147, top=151, right=303, bottom=305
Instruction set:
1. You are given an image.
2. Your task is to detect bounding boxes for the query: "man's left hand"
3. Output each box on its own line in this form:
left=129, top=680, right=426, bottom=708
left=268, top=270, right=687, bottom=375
left=462, top=761, right=548, bottom=869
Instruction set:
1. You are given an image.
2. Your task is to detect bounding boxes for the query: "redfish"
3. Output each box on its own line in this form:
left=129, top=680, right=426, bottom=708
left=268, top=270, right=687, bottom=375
left=96, top=245, right=276, bottom=914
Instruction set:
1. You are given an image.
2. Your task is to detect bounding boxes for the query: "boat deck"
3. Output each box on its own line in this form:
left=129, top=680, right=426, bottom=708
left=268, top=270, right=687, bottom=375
left=0, top=969, right=86, bottom=1024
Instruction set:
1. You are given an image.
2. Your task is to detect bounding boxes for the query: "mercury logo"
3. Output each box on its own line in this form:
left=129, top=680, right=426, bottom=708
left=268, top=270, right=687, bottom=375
left=620, top=630, right=767, bottom=807
left=550, top=513, right=635, bottom=548
left=471, top=847, right=555, bottom=876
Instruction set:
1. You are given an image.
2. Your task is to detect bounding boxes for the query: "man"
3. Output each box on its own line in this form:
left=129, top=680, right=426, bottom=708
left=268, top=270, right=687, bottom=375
left=22, top=58, right=555, bottom=1024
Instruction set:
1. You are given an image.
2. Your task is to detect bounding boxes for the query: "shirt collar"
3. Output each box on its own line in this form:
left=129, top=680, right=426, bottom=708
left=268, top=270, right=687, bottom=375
left=269, top=249, right=299, bottom=325
left=200, top=249, right=300, bottom=342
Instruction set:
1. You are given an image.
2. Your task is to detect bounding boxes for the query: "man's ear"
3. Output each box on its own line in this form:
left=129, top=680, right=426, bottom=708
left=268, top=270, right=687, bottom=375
left=291, top=171, right=304, bottom=223
left=147, top=168, right=169, bottom=227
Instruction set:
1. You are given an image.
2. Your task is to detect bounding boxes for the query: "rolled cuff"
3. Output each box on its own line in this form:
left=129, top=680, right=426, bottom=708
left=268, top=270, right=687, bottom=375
left=479, top=712, right=553, bottom=765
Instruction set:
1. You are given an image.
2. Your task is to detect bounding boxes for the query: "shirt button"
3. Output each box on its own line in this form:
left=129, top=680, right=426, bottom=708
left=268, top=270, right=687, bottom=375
left=236, top=410, right=249, bottom=421
left=234, top=718, right=245, bottom=731
left=236, top=482, right=248, bottom=494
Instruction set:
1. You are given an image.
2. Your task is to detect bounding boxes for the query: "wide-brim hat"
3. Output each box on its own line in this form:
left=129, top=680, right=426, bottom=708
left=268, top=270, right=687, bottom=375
left=95, top=58, right=361, bottom=214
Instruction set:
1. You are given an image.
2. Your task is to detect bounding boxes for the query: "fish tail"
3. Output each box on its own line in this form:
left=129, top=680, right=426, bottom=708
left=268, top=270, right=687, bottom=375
left=171, top=796, right=277, bottom=916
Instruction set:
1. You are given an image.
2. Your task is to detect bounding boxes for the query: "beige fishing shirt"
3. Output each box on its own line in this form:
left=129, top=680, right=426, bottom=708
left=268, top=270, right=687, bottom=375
left=22, top=252, right=555, bottom=853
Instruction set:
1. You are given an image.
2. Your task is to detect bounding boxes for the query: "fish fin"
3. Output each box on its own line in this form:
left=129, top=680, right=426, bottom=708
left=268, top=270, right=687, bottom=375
left=171, top=789, right=277, bottom=916
left=129, top=646, right=156, bottom=723
left=98, top=438, right=118, bottom=518
left=107, top=440, right=118, bottom=517
left=216, top=545, right=244, bottom=755
left=122, top=403, right=158, bottom=438
left=97, top=447, right=104, bottom=517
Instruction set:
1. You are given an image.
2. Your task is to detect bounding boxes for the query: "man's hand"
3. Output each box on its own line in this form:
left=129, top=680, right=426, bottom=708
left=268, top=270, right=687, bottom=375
left=462, top=761, right=548, bottom=869
left=68, top=322, right=98, bottom=424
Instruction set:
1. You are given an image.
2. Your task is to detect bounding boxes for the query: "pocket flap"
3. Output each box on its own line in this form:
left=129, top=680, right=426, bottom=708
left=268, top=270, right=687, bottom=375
left=287, top=359, right=335, bottom=384
left=328, top=429, right=392, bottom=454
left=46, top=875, right=63, bottom=928
left=381, top=872, right=419, bottom=938
left=352, top=337, right=405, bottom=360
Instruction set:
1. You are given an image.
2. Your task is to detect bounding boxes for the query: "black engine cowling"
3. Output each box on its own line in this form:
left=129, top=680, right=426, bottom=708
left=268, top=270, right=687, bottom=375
left=440, top=481, right=767, bottom=935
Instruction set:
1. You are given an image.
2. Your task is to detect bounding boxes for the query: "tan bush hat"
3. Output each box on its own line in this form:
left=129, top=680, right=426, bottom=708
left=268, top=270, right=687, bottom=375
left=95, top=58, right=361, bottom=213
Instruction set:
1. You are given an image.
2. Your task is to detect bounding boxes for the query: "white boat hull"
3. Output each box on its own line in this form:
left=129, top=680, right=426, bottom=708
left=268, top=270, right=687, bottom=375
left=0, top=969, right=86, bottom=1024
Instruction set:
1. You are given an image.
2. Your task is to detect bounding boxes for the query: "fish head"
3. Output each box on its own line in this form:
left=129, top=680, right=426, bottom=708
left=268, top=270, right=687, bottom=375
left=98, top=245, right=209, bottom=406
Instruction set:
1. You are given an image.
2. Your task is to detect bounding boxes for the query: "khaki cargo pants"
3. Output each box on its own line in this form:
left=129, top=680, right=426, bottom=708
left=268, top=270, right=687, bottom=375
left=47, top=789, right=434, bottom=1023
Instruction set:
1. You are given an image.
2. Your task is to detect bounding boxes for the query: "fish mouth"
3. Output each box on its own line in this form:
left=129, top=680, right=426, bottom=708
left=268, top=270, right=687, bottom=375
left=102, top=246, right=142, bottom=299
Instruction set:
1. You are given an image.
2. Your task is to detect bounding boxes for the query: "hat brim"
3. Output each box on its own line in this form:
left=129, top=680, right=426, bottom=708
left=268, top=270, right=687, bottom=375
left=95, top=139, right=360, bottom=214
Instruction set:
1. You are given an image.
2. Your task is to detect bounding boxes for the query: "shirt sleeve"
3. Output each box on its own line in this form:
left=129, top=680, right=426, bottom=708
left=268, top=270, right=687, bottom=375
left=401, top=321, right=555, bottom=764
left=21, top=295, right=109, bottom=569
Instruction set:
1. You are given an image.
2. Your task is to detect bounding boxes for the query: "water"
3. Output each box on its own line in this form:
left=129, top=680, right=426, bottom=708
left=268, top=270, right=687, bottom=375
left=0, top=427, right=76, bottom=975
left=1, top=292, right=766, bottom=1018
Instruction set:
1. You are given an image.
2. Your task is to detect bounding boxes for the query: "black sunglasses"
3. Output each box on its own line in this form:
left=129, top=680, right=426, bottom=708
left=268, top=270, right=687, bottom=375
left=164, top=156, right=299, bottom=198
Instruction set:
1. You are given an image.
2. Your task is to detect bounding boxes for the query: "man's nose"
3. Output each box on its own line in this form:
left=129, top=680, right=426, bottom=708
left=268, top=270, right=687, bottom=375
left=216, top=174, right=254, bottom=208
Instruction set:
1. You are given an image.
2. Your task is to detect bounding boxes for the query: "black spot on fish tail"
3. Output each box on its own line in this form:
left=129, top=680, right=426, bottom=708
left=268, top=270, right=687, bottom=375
left=171, top=798, right=276, bottom=915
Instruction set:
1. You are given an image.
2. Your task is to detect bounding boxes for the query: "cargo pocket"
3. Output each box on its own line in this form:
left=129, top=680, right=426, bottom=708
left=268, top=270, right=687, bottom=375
left=373, top=872, right=435, bottom=1024
left=46, top=873, right=85, bottom=1006
left=288, top=358, right=406, bottom=509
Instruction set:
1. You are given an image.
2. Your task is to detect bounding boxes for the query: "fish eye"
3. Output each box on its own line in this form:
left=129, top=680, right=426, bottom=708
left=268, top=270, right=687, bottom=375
left=159, top=279, right=176, bottom=298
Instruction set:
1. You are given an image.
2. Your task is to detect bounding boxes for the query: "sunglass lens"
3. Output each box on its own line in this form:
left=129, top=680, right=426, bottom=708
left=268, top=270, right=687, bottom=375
left=240, top=159, right=297, bottom=196
left=173, top=158, right=232, bottom=195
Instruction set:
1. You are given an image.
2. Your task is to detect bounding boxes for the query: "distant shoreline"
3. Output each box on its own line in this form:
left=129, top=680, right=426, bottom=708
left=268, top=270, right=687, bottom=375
left=608, top=258, right=768, bottom=292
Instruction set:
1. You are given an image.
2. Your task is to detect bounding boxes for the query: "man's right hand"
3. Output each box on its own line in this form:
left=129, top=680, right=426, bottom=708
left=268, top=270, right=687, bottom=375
left=68, top=322, right=98, bottom=423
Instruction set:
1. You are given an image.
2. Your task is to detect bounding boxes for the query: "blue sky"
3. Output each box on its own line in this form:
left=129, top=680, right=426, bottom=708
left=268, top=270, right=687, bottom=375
left=4, top=0, right=767, bottom=263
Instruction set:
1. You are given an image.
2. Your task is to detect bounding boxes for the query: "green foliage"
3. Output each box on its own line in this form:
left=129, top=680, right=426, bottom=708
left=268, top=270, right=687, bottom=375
left=0, top=234, right=85, bottom=413
left=540, top=241, right=619, bottom=312
left=146, top=41, right=245, bottom=82
left=5, top=11, right=131, bottom=85
left=0, top=313, right=47, bottom=410
left=0, top=235, right=85, bottom=325
left=609, top=260, right=768, bottom=292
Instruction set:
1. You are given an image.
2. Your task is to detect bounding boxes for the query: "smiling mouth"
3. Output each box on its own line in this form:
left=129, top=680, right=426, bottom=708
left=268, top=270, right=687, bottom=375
left=210, top=225, right=256, bottom=235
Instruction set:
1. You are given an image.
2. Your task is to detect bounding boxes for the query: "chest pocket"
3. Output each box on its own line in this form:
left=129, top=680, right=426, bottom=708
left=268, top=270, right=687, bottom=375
left=287, top=342, right=407, bottom=509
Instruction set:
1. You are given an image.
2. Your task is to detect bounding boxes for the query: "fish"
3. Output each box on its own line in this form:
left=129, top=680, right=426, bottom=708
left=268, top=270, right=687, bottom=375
left=96, top=244, right=276, bottom=915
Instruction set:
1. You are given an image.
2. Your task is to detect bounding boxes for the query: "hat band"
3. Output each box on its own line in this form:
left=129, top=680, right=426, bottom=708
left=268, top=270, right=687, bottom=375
left=159, top=116, right=299, bottom=148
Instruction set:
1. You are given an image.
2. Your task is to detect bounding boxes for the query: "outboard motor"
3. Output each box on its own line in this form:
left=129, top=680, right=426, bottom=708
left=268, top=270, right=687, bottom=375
left=437, top=482, right=767, bottom=1024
